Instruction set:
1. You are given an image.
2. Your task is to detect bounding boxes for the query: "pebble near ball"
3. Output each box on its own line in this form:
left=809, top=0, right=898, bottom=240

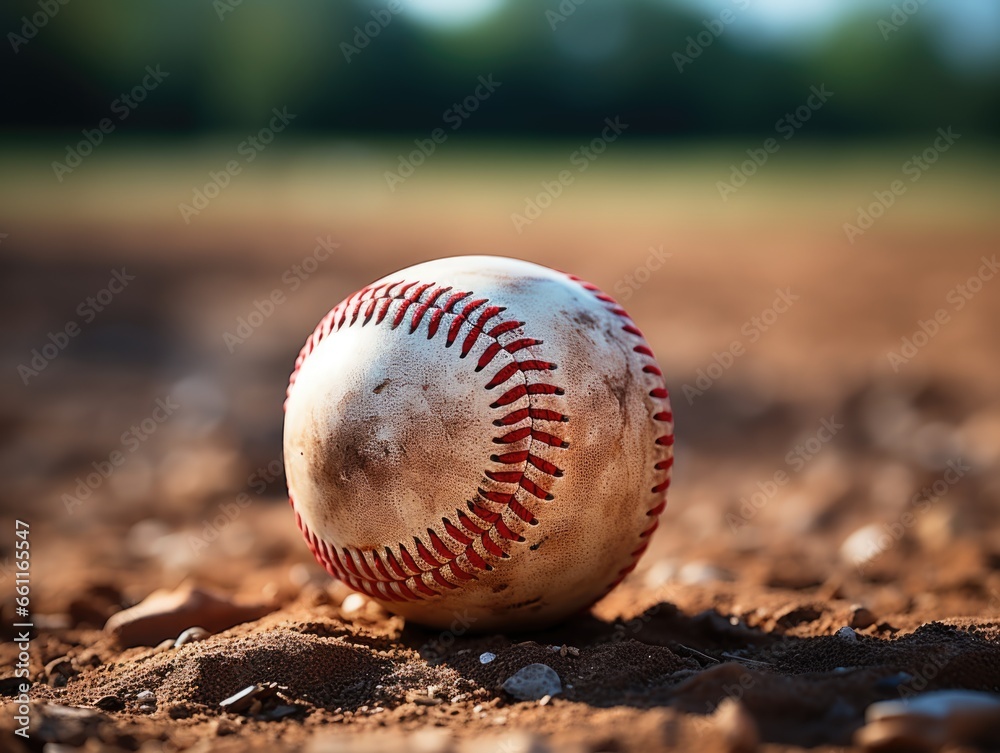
left=283, top=256, right=674, bottom=630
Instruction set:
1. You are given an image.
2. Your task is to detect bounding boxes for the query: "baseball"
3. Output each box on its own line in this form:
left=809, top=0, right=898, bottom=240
left=283, top=256, right=674, bottom=630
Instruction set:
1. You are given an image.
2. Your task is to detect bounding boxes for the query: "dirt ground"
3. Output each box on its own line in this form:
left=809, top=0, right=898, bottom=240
left=1, top=147, right=999, bottom=752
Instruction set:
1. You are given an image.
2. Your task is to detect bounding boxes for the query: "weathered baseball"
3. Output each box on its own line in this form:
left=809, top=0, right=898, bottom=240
left=283, top=256, right=673, bottom=630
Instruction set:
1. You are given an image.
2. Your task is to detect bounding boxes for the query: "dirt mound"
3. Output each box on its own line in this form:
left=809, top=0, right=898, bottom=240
left=5, top=594, right=996, bottom=752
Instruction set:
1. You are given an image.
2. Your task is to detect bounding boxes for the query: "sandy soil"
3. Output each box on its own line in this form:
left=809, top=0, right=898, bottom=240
left=1, top=149, right=999, bottom=752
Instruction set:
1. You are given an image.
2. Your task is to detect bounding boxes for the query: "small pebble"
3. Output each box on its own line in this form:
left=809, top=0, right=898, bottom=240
left=841, top=524, right=884, bottom=568
left=836, top=626, right=858, bottom=642
left=412, top=696, right=442, bottom=706
left=867, top=689, right=1000, bottom=722
left=288, top=563, right=312, bottom=587
left=214, top=720, right=236, bottom=736
left=479, top=652, right=496, bottom=664
left=168, top=704, right=193, bottom=719
left=220, top=685, right=262, bottom=713
left=643, top=559, right=677, bottom=588
left=549, top=644, right=579, bottom=657
left=139, top=704, right=155, bottom=713
left=94, top=695, right=123, bottom=712
left=136, top=690, right=155, bottom=701
left=44, top=656, right=74, bottom=678
left=875, top=672, right=914, bottom=692
left=501, top=663, right=562, bottom=701
left=104, top=583, right=274, bottom=649
left=174, top=626, right=211, bottom=648
left=858, top=690, right=1000, bottom=751
left=714, top=697, right=759, bottom=753
left=341, top=593, right=367, bottom=615
left=849, top=605, right=877, bottom=630
left=677, top=561, right=734, bottom=585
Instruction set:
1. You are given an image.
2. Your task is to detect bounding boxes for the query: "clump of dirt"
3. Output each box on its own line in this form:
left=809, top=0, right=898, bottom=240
left=3, top=592, right=997, bottom=752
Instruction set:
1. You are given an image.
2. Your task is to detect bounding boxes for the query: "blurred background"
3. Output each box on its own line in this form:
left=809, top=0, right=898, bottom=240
left=1, top=0, right=999, bottom=623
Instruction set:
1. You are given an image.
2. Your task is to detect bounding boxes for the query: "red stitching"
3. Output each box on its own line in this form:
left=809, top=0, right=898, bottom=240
left=448, top=560, right=474, bottom=581
left=475, top=336, right=543, bottom=371
left=491, top=449, right=528, bottom=464
left=457, top=511, right=485, bottom=535
left=399, top=545, right=421, bottom=575
left=286, top=278, right=568, bottom=601
left=485, top=360, right=556, bottom=390
left=372, top=551, right=392, bottom=580
left=481, top=530, right=506, bottom=558
left=493, top=408, right=530, bottom=426
left=528, top=454, right=563, bottom=477
left=356, top=552, right=378, bottom=581
left=384, top=549, right=407, bottom=579
left=443, top=518, right=472, bottom=545
left=415, top=538, right=444, bottom=567
left=375, top=297, right=392, bottom=324
left=427, top=529, right=455, bottom=560
left=432, top=569, right=457, bottom=590
left=477, top=343, right=503, bottom=370
left=468, top=501, right=499, bottom=524
left=518, top=476, right=553, bottom=500
left=524, top=430, right=569, bottom=448
left=504, top=338, right=543, bottom=354
left=413, top=578, right=437, bottom=597
left=508, top=498, right=537, bottom=525
left=485, top=470, right=523, bottom=484
left=442, top=290, right=471, bottom=312
left=490, top=382, right=564, bottom=408
left=493, top=426, right=531, bottom=444
left=563, top=272, right=674, bottom=599
left=340, top=549, right=360, bottom=578
left=529, top=408, right=568, bottom=423
left=466, top=547, right=490, bottom=571
left=487, top=320, right=523, bottom=337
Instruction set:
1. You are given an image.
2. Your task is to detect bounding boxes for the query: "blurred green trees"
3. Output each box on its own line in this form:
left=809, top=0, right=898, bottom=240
left=2, top=0, right=998, bottom=137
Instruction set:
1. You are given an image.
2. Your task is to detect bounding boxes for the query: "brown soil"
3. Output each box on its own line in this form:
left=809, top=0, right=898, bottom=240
left=1, top=157, right=999, bottom=752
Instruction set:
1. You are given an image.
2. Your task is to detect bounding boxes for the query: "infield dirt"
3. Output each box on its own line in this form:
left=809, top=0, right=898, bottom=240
left=1, top=150, right=999, bottom=752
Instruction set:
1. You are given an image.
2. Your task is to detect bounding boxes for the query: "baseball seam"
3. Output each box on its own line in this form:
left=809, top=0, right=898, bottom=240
left=563, top=274, right=674, bottom=596
left=286, top=278, right=568, bottom=602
